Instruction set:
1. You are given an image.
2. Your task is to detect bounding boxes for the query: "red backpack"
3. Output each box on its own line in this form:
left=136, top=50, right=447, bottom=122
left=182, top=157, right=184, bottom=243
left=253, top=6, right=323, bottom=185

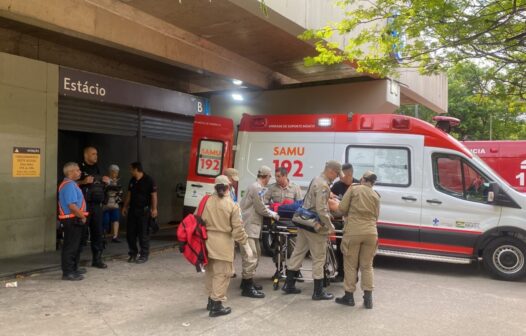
left=177, top=195, right=210, bottom=272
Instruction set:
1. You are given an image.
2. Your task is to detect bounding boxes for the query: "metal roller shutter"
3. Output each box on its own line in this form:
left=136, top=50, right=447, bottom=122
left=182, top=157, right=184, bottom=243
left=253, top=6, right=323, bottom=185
left=59, top=97, right=194, bottom=141
left=59, top=97, right=138, bottom=136
left=141, top=112, right=194, bottom=141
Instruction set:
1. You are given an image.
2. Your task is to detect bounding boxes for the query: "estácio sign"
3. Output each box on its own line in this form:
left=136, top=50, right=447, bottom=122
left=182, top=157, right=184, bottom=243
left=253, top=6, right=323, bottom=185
left=59, top=67, right=207, bottom=116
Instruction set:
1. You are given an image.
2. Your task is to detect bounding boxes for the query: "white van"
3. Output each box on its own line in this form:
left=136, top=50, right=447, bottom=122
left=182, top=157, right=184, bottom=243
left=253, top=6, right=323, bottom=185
left=185, top=113, right=526, bottom=281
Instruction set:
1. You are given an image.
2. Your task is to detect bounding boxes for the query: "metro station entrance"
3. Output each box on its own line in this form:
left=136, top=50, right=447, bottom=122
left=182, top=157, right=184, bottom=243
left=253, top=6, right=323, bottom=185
left=57, top=67, right=207, bottom=225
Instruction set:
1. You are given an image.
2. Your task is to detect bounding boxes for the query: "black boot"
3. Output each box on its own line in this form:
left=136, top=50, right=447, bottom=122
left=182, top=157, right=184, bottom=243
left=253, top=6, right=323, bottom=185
left=239, top=280, right=262, bottom=291
left=209, top=300, right=231, bottom=317
left=312, top=279, right=334, bottom=301
left=296, top=270, right=305, bottom=282
left=92, top=252, right=107, bottom=269
left=335, top=291, right=355, bottom=306
left=74, top=267, right=87, bottom=275
left=363, top=291, right=373, bottom=309
left=282, top=270, right=301, bottom=294
left=206, top=297, right=212, bottom=311
left=241, top=279, right=265, bottom=298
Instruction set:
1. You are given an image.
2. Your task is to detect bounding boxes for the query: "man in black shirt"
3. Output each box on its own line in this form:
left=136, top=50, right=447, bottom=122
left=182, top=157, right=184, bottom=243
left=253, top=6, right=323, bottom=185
left=330, top=163, right=359, bottom=282
left=78, top=146, right=110, bottom=269
left=122, top=162, right=158, bottom=264
left=331, top=163, right=359, bottom=200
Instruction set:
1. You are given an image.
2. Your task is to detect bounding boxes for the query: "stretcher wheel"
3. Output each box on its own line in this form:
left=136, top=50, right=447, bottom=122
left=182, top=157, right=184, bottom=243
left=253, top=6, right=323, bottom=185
left=273, top=277, right=280, bottom=290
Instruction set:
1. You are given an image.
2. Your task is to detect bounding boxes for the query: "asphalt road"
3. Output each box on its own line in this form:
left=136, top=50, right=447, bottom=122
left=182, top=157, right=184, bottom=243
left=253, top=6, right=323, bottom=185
left=1, top=249, right=525, bottom=336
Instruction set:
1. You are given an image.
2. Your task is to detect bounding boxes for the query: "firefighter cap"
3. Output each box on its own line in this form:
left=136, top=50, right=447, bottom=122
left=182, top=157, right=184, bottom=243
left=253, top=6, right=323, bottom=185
left=224, top=168, right=239, bottom=181
left=325, top=160, right=343, bottom=176
left=214, top=175, right=231, bottom=186
left=258, top=165, right=272, bottom=177
left=362, top=170, right=378, bottom=183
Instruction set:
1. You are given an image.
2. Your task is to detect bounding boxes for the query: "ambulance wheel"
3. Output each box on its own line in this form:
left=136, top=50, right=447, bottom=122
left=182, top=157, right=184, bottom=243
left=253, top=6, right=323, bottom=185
left=483, top=237, right=526, bottom=281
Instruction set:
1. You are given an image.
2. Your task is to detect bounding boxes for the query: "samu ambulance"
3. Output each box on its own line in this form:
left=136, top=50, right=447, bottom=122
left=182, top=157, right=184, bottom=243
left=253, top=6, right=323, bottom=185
left=463, top=141, right=526, bottom=194
left=184, top=113, right=526, bottom=281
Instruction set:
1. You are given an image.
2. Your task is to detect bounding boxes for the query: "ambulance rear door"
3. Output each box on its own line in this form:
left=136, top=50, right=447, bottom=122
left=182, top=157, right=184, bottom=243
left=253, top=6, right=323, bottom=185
left=183, top=115, right=234, bottom=214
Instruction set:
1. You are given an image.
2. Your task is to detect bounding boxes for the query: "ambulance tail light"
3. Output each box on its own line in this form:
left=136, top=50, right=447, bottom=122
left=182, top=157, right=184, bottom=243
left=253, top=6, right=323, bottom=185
left=392, top=116, right=410, bottom=130
left=317, top=118, right=332, bottom=127
left=251, top=117, right=267, bottom=128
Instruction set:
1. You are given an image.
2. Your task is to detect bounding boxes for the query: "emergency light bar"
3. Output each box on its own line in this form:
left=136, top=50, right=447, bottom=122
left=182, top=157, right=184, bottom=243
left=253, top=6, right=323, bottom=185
left=392, top=116, right=410, bottom=130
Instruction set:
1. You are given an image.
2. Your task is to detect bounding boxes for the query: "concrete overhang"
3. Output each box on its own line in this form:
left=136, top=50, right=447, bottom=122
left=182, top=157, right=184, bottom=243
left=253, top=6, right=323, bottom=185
left=0, top=0, right=446, bottom=113
left=122, top=0, right=446, bottom=112
left=116, top=0, right=366, bottom=84
left=398, top=69, right=448, bottom=114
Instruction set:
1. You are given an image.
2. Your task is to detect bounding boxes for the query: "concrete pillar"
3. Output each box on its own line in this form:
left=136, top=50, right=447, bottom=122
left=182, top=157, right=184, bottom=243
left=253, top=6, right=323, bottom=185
left=0, top=52, right=58, bottom=257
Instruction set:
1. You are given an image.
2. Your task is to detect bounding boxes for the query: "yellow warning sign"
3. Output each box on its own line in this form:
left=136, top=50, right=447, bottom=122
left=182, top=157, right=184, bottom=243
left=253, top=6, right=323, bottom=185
left=12, top=147, right=41, bottom=177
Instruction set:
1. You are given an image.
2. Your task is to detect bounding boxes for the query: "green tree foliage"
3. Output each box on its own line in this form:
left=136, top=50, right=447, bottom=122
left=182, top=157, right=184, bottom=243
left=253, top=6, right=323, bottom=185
left=300, top=0, right=526, bottom=99
left=398, top=62, right=526, bottom=140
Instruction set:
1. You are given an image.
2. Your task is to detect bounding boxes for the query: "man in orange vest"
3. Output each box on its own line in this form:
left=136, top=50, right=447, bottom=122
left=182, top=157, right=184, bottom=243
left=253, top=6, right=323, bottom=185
left=59, top=162, right=89, bottom=281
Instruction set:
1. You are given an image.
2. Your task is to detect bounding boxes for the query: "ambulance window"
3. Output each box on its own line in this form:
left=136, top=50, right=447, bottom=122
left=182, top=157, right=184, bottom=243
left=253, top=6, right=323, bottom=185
left=346, top=146, right=410, bottom=187
left=433, top=154, right=491, bottom=203
left=196, top=140, right=224, bottom=177
left=434, top=156, right=464, bottom=196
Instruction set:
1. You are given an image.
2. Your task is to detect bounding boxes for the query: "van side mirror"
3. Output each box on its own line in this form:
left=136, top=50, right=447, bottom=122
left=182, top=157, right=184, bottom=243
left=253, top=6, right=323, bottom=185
left=487, top=191, right=495, bottom=203
left=487, top=182, right=521, bottom=208
left=487, top=182, right=499, bottom=203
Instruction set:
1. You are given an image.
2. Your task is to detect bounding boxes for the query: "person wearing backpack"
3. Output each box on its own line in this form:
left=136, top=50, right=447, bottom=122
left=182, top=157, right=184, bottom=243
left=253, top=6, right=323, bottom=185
left=202, top=175, right=252, bottom=317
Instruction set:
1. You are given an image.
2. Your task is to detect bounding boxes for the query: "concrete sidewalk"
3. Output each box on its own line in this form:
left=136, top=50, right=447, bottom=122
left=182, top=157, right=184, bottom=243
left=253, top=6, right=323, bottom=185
left=1, top=250, right=525, bottom=336
left=0, top=226, right=177, bottom=281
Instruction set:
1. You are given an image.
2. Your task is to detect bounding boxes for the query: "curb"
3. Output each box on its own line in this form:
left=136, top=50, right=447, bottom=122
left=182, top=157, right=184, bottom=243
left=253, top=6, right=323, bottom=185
left=0, top=243, right=178, bottom=282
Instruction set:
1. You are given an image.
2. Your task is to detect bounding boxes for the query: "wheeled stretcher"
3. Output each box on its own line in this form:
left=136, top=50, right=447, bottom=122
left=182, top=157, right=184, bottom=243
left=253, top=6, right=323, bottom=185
left=262, top=215, right=343, bottom=290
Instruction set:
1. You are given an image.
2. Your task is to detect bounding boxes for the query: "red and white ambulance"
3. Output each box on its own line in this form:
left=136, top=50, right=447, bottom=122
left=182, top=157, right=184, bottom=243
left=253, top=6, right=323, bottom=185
left=463, top=141, right=526, bottom=194
left=184, top=113, right=526, bottom=280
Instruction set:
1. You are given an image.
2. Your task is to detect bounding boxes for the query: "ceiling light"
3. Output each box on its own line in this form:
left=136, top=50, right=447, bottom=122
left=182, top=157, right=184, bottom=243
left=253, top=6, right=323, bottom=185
left=232, top=93, right=244, bottom=101
left=232, top=79, right=243, bottom=86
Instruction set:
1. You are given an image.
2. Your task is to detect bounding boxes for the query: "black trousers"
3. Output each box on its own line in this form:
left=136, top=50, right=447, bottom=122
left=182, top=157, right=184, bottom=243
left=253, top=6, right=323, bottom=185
left=61, top=218, right=86, bottom=275
left=86, top=203, right=104, bottom=256
left=127, top=208, right=150, bottom=257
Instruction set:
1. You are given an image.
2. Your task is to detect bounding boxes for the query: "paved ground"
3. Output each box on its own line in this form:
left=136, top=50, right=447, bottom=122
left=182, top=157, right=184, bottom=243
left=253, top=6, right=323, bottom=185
left=0, top=227, right=176, bottom=280
left=1, top=249, right=525, bottom=336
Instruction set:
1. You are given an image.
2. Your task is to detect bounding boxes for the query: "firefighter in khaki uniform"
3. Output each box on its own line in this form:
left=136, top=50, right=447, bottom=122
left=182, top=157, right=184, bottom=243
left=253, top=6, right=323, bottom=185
left=283, top=160, right=342, bottom=300
left=239, top=166, right=280, bottom=298
left=202, top=175, right=252, bottom=317
left=335, top=171, right=380, bottom=309
left=263, top=167, right=302, bottom=204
